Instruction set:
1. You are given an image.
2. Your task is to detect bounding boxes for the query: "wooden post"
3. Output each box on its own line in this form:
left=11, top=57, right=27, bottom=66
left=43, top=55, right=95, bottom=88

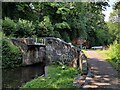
left=79, top=54, right=83, bottom=72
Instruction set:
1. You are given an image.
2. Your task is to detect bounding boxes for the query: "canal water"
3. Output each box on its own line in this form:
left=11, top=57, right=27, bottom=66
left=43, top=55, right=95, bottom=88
left=2, top=62, right=45, bottom=89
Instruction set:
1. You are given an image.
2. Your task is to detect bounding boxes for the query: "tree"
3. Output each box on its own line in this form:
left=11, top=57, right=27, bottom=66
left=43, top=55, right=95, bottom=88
left=107, top=0, right=120, bottom=43
left=37, top=16, right=54, bottom=37
left=2, top=2, right=110, bottom=46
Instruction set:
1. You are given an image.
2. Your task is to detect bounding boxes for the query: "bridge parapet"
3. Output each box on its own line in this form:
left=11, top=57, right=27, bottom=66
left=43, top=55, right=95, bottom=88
left=6, top=37, right=87, bottom=71
left=11, top=38, right=46, bottom=65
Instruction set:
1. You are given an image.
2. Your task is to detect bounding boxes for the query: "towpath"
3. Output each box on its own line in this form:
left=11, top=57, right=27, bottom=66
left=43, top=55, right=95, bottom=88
left=84, top=50, right=120, bottom=89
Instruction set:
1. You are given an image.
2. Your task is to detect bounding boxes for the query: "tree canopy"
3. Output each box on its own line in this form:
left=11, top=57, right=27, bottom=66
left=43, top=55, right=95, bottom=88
left=107, top=0, right=120, bottom=43
left=2, top=2, right=111, bottom=46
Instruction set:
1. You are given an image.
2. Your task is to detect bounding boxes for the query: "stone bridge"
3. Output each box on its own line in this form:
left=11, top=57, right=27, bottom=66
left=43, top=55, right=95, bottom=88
left=11, top=38, right=46, bottom=65
left=10, top=37, right=87, bottom=71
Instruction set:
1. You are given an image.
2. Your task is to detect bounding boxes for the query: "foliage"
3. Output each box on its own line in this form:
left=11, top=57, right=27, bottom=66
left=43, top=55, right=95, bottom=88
left=107, top=41, right=120, bottom=71
left=96, top=41, right=120, bottom=71
left=2, top=17, right=15, bottom=36
left=0, top=31, right=2, bottom=38
left=114, top=0, right=120, bottom=10
left=2, top=39, right=22, bottom=68
left=2, top=17, right=35, bottom=37
left=2, top=2, right=110, bottom=46
left=53, top=31, right=61, bottom=38
left=14, top=19, right=35, bottom=37
left=2, top=2, right=38, bottom=21
left=20, top=65, right=80, bottom=88
left=60, top=31, right=71, bottom=42
left=107, top=21, right=120, bottom=42
left=55, top=21, right=70, bottom=30
left=96, top=29, right=111, bottom=45
left=108, top=41, right=120, bottom=61
left=105, top=1, right=120, bottom=71
left=107, top=7, right=120, bottom=43
left=37, top=16, right=54, bottom=37
left=107, top=0, right=120, bottom=43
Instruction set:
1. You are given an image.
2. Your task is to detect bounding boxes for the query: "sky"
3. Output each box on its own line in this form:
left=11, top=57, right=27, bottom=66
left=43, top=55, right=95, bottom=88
left=102, top=0, right=117, bottom=22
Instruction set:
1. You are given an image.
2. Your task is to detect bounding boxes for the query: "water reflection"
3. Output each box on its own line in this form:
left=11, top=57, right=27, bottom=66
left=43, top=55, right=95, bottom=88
left=2, top=63, right=45, bottom=89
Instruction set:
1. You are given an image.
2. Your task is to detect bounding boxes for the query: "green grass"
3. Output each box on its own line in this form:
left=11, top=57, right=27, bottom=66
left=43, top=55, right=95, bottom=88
left=20, top=64, right=80, bottom=89
left=82, top=50, right=88, bottom=57
left=96, top=50, right=109, bottom=59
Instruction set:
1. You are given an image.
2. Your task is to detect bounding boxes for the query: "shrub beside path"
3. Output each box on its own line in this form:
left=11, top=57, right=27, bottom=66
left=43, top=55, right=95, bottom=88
left=84, top=50, right=120, bottom=89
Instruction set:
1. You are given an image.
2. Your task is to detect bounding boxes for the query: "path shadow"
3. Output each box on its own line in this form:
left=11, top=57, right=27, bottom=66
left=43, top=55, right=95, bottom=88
left=86, top=58, right=120, bottom=89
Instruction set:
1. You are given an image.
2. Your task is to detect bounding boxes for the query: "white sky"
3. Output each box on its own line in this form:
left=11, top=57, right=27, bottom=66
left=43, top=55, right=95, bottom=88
left=102, top=0, right=117, bottom=22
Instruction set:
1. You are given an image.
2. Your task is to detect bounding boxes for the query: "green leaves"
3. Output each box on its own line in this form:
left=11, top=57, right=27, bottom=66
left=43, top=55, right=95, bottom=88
left=15, top=19, right=34, bottom=37
left=56, top=7, right=70, bottom=15
left=108, top=41, right=120, bottom=64
left=55, top=21, right=70, bottom=30
left=38, top=16, right=54, bottom=36
left=2, top=17, right=15, bottom=36
left=2, top=2, right=110, bottom=46
left=107, top=1, right=120, bottom=43
left=2, top=39, right=22, bottom=68
left=3, top=17, right=36, bottom=37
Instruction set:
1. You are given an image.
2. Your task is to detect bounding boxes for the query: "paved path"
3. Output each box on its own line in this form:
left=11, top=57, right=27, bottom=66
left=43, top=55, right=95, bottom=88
left=84, top=50, right=120, bottom=89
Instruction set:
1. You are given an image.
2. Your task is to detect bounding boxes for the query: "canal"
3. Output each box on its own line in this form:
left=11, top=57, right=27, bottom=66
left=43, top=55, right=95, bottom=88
left=2, top=62, right=45, bottom=89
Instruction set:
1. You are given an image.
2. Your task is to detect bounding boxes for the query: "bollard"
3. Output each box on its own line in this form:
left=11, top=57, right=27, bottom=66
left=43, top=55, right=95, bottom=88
left=44, top=66, right=48, bottom=77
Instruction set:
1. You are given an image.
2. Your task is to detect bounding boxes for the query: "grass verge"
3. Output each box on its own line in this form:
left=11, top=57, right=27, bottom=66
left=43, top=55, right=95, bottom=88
left=96, top=50, right=109, bottom=59
left=82, top=50, right=88, bottom=57
left=97, top=50, right=120, bottom=71
left=20, top=64, right=80, bottom=89
left=106, top=59, right=120, bottom=71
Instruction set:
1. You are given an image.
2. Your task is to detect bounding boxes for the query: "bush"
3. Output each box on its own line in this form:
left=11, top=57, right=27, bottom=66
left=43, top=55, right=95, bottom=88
left=108, top=41, right=120, bottom=71
left=61, top=31, right=71, bottom=42
left=2, top=39, right=22, bottom=68
left=108, top=41, right=120, bottom=61
left=2, top=17, right=35, bottom=38
left=14, top=19, right=35, bottom=37
left=2, top=17, right=15, bottom=36
left=37, top=16, right=54, bottom=37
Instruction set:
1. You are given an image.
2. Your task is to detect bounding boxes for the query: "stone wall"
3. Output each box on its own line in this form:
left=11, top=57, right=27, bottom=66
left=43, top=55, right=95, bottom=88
left=11, top=38, right=46, bottom=66
left=10, top=37, right=80, bottom=67
left=45, top=37, right=79, bottom=67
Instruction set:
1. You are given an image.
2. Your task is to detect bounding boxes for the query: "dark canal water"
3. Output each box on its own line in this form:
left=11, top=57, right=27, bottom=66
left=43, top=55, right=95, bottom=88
left=2, top=63, right=45, bottom=89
